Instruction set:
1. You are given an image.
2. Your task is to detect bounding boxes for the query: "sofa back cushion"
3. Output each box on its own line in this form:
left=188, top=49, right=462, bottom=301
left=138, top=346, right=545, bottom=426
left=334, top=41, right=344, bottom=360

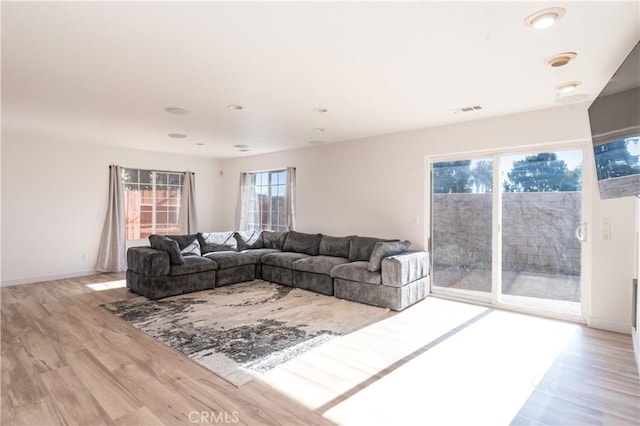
left=319, top=235, right=351, bottom=258
left=262, top=231, right=289, bottom=250
left=282, top=231, right=323, bottom=255
left=367, top=240, right=411, bottom=272
left=165, top=234, right=201, bottom=257
left=234, top=230, right=264, bottom=251
left=198, top=231, right=238, bottom=253
left=348, top=236, right=398, bottom=262
left=149, top=234, right=185, bottom=265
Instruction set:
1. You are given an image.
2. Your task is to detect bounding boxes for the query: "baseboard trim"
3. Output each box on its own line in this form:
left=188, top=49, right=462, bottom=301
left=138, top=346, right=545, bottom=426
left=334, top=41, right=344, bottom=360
left=1, top=269, right=98, bottom=287
left=587, top=316, right=632, bottom=334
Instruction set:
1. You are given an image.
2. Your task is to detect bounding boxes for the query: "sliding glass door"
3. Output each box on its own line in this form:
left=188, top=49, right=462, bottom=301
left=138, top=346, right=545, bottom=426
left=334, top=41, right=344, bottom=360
left=430, top=147, right=585, bottom=318
left=431, top=158, right=494, bottom=303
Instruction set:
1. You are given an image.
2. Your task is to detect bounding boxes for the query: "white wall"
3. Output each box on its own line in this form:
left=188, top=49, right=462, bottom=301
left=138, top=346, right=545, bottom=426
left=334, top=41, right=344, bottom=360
left=1, top=130, right=223, bottom=285
left=218, top=104, right=637, bottom=334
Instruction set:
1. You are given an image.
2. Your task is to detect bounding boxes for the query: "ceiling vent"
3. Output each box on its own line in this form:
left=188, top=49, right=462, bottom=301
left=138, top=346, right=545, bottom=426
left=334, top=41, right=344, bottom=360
left=546, top=52, right=577, bottom=67
left=452, top=105, right=484, bottom=114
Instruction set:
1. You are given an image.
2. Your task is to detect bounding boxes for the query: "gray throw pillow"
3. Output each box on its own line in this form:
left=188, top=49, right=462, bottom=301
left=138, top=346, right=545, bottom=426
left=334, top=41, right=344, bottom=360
left=367, top=240, right=411, bottom=272
left=149, top=234, right=185, bottom=265
left=181, top=238, right=201, bottom=257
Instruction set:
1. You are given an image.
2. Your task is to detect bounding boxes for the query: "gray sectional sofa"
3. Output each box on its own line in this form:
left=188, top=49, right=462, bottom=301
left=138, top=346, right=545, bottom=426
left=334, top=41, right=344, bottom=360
left=126, top=230, right=430, bottom=311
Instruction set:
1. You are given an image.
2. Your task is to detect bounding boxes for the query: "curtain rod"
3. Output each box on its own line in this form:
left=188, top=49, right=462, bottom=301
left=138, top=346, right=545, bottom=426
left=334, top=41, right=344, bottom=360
left=110, top=165, right=195, bottom=175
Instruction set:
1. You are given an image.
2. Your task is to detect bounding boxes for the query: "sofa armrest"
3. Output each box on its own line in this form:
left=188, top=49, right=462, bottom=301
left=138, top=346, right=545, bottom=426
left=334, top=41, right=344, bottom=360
left=127, top=247, right=171, bottom=277
left=381, top=250, right=429, bottom=287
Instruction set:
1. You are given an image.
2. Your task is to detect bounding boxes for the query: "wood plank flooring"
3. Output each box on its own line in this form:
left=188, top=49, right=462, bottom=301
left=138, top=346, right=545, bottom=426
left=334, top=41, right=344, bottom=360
left=2, top=273, right=639, bottom=425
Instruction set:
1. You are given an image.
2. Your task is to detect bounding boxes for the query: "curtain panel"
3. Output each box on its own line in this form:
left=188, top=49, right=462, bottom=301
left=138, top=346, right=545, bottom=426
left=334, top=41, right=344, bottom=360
left=96, top=165, right=126, bottom=272
left=180, top=171, right=197, bottom=234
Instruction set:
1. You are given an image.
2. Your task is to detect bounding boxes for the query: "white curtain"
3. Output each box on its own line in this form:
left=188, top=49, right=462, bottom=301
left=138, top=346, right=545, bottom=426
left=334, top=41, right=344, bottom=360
left=180, top=171, right=197, bottom=233
left=235, top=172, right=252, bottom=231
left=286, top=166, right=296, bottom=230
left=96, top=165, right=126, bottom=272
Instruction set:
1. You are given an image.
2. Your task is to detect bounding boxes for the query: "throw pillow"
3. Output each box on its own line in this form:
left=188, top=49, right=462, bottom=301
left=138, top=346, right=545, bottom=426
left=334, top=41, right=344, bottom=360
left=367, top=240, right=411, bottom=272
left=149, top=234, right=185, bottom=265
left=181, top=238, right=201, bottom=257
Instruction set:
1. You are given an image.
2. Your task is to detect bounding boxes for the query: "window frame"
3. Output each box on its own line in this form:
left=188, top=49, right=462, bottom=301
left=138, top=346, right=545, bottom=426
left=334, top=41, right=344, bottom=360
left=122, top=168, right=184, bottom=240
left=247, top=169, right=288, bottom=232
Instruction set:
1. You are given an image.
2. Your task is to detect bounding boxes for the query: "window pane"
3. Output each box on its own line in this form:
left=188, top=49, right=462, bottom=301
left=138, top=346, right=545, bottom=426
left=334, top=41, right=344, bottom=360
left=140, top=170, right=152, bottom=184
left=168, top=173, right=181, bottom=186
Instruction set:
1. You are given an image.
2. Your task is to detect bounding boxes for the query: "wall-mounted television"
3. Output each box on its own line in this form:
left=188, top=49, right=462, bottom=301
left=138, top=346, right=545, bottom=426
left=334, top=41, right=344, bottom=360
left=588, top=42, right=640, bottom=200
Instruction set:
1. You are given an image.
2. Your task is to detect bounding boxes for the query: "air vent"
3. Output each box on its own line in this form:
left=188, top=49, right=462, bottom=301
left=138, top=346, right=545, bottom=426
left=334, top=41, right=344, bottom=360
left=452, top=105, right=484, bottom=114
left=546, top=52, right=577, bottom=68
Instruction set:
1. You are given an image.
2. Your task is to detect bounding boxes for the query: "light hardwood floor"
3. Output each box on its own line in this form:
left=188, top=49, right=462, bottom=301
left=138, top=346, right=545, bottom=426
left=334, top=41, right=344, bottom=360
left=2, top=273, right=639, bottom=425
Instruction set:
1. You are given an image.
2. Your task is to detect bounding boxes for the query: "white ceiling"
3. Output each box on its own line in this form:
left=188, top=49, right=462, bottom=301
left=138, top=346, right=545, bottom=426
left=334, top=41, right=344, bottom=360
left=2, top=1, right=639, bottom=159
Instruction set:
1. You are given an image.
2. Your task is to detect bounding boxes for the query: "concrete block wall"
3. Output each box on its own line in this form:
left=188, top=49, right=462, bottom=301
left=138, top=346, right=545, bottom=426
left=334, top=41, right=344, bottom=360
left=433, top=192, right=582, bottom=275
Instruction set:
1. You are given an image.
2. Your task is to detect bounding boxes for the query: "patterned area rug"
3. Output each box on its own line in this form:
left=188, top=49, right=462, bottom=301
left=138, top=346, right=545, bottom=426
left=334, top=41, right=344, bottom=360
left=103, top=280, right=391, bottom=386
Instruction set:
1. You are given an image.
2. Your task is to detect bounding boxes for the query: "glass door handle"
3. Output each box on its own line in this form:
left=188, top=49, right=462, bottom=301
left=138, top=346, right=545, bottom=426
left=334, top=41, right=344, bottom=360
left=575, top=223, right=587, bottom=243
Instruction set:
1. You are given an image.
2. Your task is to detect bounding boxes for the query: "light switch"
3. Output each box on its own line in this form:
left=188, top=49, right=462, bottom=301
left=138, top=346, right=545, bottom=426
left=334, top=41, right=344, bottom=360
left=602, top=230, right=611, bottom=241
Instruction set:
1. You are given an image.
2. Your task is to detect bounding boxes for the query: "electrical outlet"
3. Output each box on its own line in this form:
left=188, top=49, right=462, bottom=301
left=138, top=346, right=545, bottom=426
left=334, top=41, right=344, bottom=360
left=81, top=254, right=87, bottom=262
left=602, top=231, right=611, bottom=241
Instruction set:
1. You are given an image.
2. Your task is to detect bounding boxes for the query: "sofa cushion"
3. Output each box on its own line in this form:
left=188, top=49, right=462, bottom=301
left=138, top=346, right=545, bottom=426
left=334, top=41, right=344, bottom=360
left=241, top=248, right=281, bottom=263
left=149, top=234, right=185, bottom=265
left=292, top=256, right=350, bottom=275
left=348, top=236, right=398, bottom=262
left=203, top=252, right=257, bottom=269
left=168, top=256, right=217, bottom=276
left=262, top=231, right=288, bottom=250
left=262, top=252, right=310, bottom=269
left=282, top=231, right=322, bottom=255
left=367, top=240, right=412, bottom=272
left=166, top=234, right=199, bottom=251
left=180, top=238, right=202, bottom=257
left=319, top=235, right=351, bottom=258
left=234, top=230, right=264, bottom=250
left=330, top=261, right=382, bottom=285
left=198, top=231, right=238, bottom=254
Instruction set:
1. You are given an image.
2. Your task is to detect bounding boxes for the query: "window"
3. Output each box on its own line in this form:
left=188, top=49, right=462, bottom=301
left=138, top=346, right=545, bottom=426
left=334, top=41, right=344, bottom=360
left=122, top=168, right=184, bottom=240
left=247, top=169, right=288, bottom=231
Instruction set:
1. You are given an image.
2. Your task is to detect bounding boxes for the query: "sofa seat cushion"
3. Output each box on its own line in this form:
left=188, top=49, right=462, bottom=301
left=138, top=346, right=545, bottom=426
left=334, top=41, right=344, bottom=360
left=203, top=252, right=257, bottom=269
left=262, top=252, right=310, bottom=269
left=330, top=261, right=382, bottom=285
left=169, top=256, right=218, bottom=276
left=292, top=256, right=350, bottom=275
left=241, top=248, right=281, bottom=262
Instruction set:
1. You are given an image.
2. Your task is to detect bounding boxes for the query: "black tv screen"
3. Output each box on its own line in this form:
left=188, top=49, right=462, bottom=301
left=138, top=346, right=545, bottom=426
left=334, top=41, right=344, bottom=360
left=588, top=42, right=640, bottom=200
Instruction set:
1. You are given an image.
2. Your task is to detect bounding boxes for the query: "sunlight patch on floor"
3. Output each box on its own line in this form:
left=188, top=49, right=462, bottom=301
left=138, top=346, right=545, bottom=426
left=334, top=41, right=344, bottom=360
left=258, top=298, right=578, bottom=425
left=86, top=280, right=127, bottom=291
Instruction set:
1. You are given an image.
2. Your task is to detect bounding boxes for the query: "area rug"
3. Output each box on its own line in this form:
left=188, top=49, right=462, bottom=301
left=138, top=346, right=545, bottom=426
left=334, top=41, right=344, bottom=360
left=102, top=280, right=392, bottom=387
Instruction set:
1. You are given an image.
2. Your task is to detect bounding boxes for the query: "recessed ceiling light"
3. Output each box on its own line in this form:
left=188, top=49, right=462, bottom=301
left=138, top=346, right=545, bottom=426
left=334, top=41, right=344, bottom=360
left=524, top=7, right=565, bottom=30
left=168, top=133, right=187, bottom=139
left=165, top=107, right=190, bottom=115
left=238, top=149, right=250, bottom=152
left=233, top=144, right=249, bottom=149
left=227, top=104, right=243, bottom=110
left=313, top=107, right=328, bottom=113
left=556, top=81, right=581, bottom=93
left=308, top=141, right=324, bottom=145
left=195, top=143, right=205, bottom=146
left=313, top=128, right=325, bottom=132
left=546, top=52, right=577, bottom=67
